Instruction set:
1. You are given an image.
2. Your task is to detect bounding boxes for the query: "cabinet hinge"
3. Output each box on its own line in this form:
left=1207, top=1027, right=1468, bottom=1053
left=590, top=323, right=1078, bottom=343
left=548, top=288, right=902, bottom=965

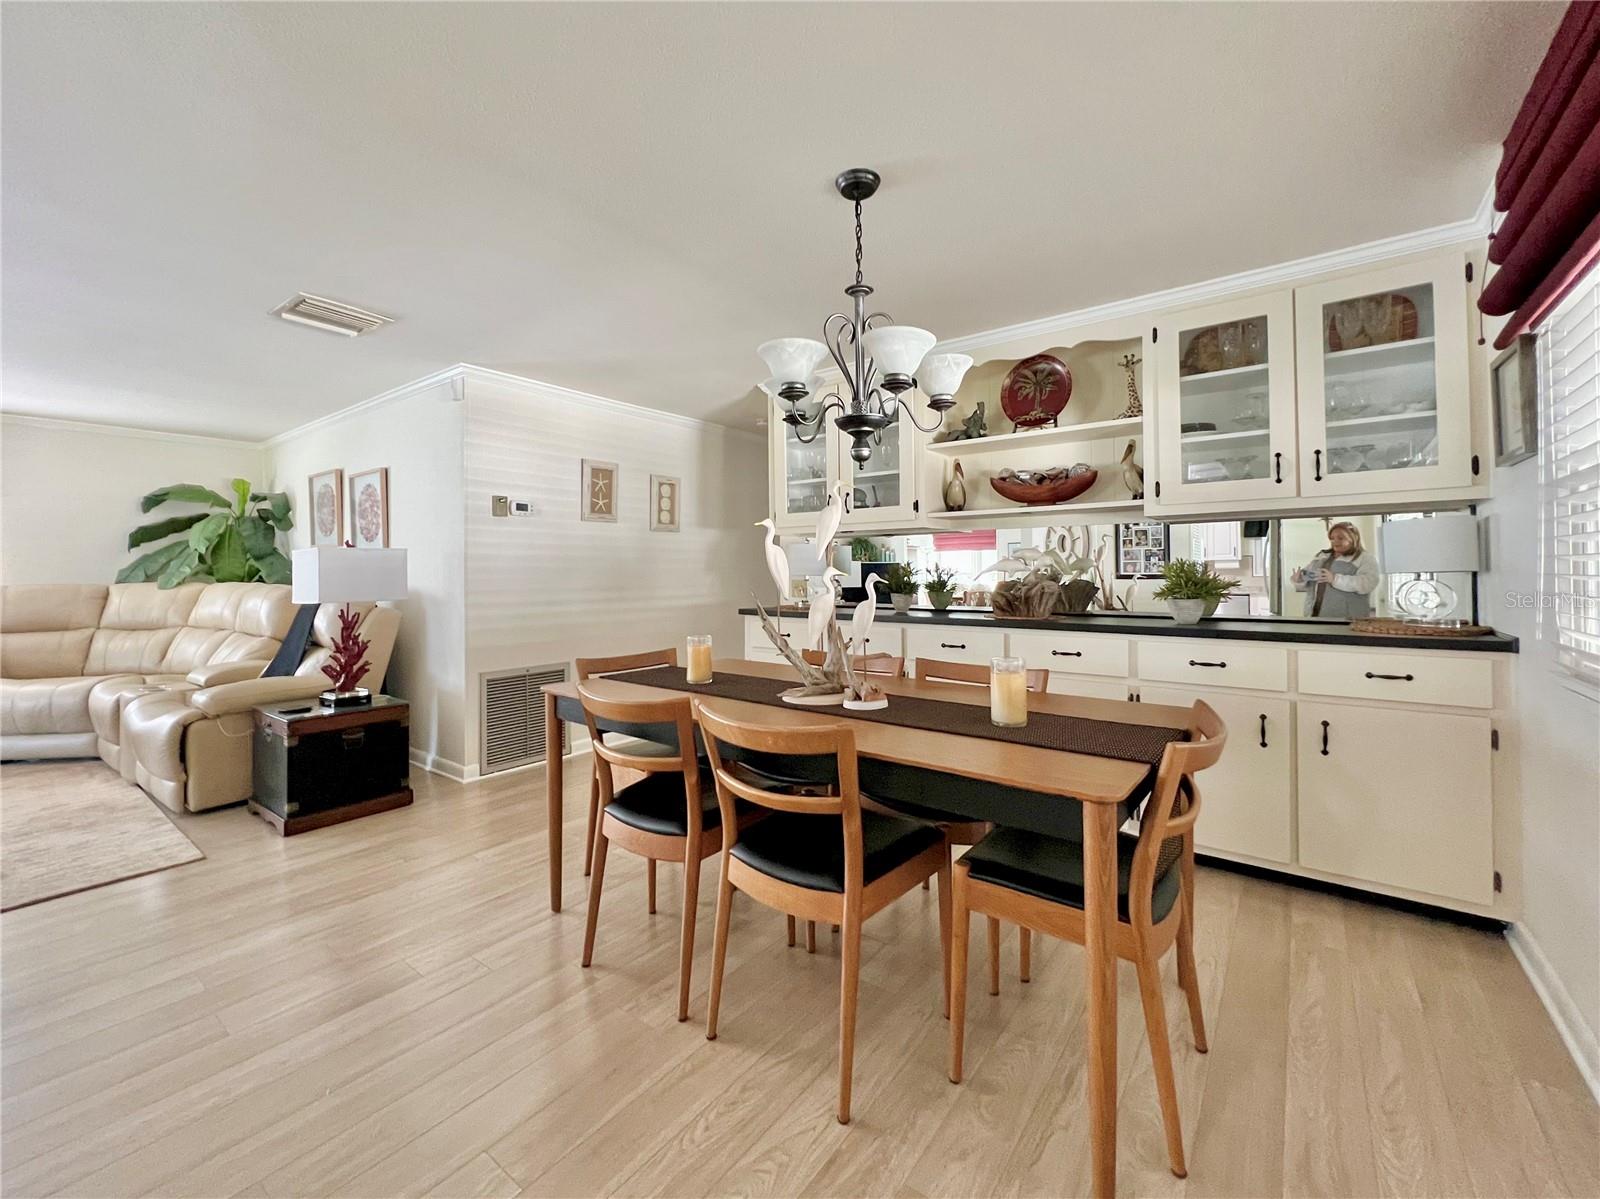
left=1151, top=326, right=1158, bottom=343
left=1472, top=453, right=1481, bottom=476
left=1491, top=728, right=1499, bottom=750
left=1493, top=870, right=1502, bottom=893
left=1466, top=261, right=1475, bottom=284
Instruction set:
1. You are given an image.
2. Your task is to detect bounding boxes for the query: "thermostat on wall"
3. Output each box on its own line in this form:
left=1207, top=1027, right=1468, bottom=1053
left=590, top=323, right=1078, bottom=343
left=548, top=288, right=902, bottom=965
left=510, top=499, right=535, bottom=517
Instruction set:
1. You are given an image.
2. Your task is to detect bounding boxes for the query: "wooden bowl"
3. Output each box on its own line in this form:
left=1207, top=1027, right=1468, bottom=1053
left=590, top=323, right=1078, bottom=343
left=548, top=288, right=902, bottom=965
left=989, top=469, right=1098, bottom=506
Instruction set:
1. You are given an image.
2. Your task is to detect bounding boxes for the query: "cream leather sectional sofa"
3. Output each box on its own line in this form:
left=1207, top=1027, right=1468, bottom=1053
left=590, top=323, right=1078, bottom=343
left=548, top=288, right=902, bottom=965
left=1, top=582, right=400, bottom=812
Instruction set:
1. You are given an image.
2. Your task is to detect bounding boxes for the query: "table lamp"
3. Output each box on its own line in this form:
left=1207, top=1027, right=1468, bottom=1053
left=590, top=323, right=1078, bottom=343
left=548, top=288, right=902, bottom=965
left=291, top=546, right=408, bottom=707
left=1377, top=514, right=1479, bottom=625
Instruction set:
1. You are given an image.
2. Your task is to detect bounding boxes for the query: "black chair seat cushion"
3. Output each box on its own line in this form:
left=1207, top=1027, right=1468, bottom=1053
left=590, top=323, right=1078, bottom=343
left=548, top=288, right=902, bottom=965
left=961, top=825, right=1181, bottom=923
left=731, top=810, right=942, bottom=893
left=605, top=771, right=720, bottom=837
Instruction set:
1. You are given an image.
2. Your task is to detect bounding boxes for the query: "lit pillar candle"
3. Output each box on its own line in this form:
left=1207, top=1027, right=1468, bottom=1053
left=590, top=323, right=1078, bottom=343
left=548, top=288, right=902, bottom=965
left=990, top=656, right=1028, bottom=727
left=686, top=635, right=713, bottom=684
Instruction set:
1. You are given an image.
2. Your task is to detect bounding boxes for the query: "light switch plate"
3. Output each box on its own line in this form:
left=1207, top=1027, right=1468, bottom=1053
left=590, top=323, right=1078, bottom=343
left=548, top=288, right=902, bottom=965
left=490, top=495, right=510, bottom=517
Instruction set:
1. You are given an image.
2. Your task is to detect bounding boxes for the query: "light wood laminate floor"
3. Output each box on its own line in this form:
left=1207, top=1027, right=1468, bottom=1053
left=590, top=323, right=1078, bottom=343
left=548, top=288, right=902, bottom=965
left=2, top=759, right=1595, bottom=1198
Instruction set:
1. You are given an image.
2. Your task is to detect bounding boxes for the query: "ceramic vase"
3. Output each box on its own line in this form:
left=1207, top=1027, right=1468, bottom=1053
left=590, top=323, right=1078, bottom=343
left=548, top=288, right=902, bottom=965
left=891, top=593, right=914, bottom=614
left=1167, top=598, right=1207, bottom=625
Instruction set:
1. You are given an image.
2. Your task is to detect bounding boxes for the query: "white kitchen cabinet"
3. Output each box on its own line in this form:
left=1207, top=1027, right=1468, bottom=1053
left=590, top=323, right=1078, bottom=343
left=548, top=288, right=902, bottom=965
left=1140, top=686, right=1293, bottom=864
left=837, top=409, right=920, bottom=529
left=1152, top=291, right=1298, bottom=507
left=901, top=624, right=1007, bottom=670
left=1293, top=253, right=1475, bottom=497
left=1296, top=701, right=1494, bottom=905
left=770, top=413, right=840, bottom=531
left=1190, top=522, right=1242, bottom=565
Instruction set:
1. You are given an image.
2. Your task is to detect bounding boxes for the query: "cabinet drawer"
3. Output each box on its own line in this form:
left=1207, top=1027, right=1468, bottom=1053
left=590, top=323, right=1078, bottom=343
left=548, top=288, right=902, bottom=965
left=1137, top=638, right=1288, bottom=692
left=743, top=616, right=793, bottom=662
left=1008, top=630, right=1130, bottom=679
left=902, top=625, right=1008, bottom=668
left=1297, top=649, right=1492, bottom=709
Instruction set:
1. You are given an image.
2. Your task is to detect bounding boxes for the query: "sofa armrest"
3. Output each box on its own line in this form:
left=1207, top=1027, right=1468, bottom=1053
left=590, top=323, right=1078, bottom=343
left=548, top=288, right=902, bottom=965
left=186, top=659, right=271, bottom=688
left=188, top=675, right=326, bottom=718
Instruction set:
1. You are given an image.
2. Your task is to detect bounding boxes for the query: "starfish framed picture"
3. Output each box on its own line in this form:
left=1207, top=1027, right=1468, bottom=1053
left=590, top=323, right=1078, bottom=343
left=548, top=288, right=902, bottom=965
left=581, top=459, right=618, bottom=523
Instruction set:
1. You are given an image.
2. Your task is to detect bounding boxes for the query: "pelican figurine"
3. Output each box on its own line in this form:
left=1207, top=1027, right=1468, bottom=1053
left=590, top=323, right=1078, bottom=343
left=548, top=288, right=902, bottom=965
left=754, top=518, right=792, bottom=612
left=1120, top=440, right=1144, bottom=499
left=807, top=565, right=846, bottom=652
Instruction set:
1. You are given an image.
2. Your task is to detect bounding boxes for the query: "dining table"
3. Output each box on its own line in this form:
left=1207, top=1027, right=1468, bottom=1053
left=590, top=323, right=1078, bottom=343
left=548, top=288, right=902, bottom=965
left=540, top=657, right=1196, bottom=1199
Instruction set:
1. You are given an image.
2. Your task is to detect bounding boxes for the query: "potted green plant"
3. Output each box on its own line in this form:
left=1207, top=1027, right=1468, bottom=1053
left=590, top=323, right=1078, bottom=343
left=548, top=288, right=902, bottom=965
left=1152, top=559, right=1237, bottom=625
left=924, top=564, right=959, bottom=611
left=883, top=562, right=920, bottom=614
left=849, top=536, right=888, bottom=562
left=117, top=479, right=293, bottom=588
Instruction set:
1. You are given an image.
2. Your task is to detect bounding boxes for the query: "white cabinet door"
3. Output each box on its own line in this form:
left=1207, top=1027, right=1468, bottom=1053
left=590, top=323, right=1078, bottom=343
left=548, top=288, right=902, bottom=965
left=1294, top=252, right=1474, bottom=496
left=1152, top=291, right=1298, bottom=507
left=771, top=413, right=840, bottom=531
left=1296, top=701, right=1493, bottom=904
left=1140, top=686, right=1292, bottom=864
left=838, top=409, right=919, bottom=529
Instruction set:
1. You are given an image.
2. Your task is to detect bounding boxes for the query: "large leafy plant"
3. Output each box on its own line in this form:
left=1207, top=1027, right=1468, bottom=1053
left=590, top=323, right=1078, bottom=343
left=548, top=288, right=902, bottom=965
left=1152, top=558, right=1237, bottom=602
left=117, top=479, right=293, bottom=588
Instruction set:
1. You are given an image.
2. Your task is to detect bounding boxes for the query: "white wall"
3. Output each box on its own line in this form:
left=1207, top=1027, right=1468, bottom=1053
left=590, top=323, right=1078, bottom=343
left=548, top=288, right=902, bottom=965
left=0, top=415, right=264, bottom=585
left=264, top=379, right=468, bottom=776
left=462, top=371, right=766, bottom=776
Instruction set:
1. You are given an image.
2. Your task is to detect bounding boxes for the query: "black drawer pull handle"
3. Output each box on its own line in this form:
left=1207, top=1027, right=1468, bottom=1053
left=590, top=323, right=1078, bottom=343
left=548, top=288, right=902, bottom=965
left=1051, top=650, right=1083, bottom=658
left=1313, top=449, right=1323, bottom=482
left=1364, top=671, right=1414, bottom=681
left=1259, top=714, right=1268, bottom=748
left=1320, top=719, right=1330, bottom=755
left=341, top=728, right=366, bottom=747
left=1273, top=451, right=1283, bottom=484
left=940, top=641, right=966, bottom=649
left=1188, top=659, right=1227, bottom=668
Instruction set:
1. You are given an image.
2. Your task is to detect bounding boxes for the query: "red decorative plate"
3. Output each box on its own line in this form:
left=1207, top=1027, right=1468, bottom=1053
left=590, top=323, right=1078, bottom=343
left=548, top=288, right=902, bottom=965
left=1000, top=354, right=1072, bottom=429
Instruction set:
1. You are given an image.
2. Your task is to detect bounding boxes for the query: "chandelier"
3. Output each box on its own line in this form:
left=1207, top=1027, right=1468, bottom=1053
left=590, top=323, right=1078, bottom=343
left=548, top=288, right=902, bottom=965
left=757, top=168, right=973, bottom=465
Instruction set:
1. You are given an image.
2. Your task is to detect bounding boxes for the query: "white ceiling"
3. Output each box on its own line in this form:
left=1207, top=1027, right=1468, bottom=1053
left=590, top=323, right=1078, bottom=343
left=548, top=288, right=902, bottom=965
left=1, top=2, right=1560, bottom=441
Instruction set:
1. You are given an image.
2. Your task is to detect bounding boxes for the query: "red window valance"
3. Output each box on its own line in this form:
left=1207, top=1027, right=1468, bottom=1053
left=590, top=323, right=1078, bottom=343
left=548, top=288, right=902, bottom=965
left=1478, top=2, right=1600, bottom=348
left=931, top=530, right=997, bottom=552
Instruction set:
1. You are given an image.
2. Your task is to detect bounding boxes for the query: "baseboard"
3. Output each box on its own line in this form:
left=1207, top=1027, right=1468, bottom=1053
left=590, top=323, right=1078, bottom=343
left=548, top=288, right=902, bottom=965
left=1506, top=923, right=1600, bottom=1103
left=408, top=748, right=472, bottom=782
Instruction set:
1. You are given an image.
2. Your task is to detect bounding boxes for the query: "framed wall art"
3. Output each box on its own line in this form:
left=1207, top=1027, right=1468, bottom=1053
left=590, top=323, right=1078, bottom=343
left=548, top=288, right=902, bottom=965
left=348, top=467, right=390, bottom=548
left=1492, top=333, right=1538, bottom=468
left=649, top=474, right=681, bottom=532
left=581, top=459, right=618, bottom=523
left=308, top=469, right=344, bottom=547
left=1116, top=521, right=1169, bottom=579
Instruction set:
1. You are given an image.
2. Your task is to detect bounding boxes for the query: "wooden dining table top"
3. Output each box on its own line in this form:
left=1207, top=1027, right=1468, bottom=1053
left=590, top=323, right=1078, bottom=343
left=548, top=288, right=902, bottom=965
left=544, top=657, right=1194, bottom=806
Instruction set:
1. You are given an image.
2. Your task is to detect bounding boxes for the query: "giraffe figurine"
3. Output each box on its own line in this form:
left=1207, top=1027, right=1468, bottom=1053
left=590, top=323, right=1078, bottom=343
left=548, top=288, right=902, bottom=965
left=1117, top=353, right=1142, bottom=419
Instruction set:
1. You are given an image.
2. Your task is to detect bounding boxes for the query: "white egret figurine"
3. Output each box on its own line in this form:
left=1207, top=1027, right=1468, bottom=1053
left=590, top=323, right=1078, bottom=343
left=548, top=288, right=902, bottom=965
left=754, top=518, right=791, bottom=611
left=807, top=565, right=845, bottom=652
left=813, top=482, right=846, bottom=556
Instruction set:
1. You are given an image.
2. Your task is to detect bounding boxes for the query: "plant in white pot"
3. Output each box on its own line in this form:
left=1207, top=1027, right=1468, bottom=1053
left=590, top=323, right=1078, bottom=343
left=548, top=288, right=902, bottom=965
left=924, top=564, right=959, bottom=611
left=1152, top=559, right=1237, bottom=625
left=884, top=562, right=920, bottom=613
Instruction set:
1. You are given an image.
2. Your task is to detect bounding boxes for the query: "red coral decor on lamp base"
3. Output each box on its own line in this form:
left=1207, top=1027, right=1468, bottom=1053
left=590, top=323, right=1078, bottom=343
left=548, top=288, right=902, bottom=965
left=320, top=604, right=374, bottom=708
left=290, top=545, right=409, bottom=710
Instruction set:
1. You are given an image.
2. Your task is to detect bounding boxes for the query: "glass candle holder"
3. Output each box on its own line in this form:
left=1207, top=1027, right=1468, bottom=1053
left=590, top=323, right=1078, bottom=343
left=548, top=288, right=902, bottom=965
left=990, top=657, right=1028, bottom=728
left=686, top=635, right=713, bottom=684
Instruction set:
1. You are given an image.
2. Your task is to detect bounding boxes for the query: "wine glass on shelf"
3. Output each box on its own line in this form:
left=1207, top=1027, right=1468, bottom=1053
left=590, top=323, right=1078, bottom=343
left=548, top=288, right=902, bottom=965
left=1219, top=323, right=1243, bottom=370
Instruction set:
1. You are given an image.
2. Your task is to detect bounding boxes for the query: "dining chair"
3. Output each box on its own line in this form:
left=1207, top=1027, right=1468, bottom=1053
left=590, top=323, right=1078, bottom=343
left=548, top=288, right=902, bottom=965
left=800, top=649, right=906, bottom=678
left=948, top=700, right=1227, bottom=1179
left=907, top=656, right=1049, bottom=987
left=575, top=648, right=679, bottom=881
left=695, top=700, right=952, bottom=1124
left=576, top=681, right=759, bottom=1022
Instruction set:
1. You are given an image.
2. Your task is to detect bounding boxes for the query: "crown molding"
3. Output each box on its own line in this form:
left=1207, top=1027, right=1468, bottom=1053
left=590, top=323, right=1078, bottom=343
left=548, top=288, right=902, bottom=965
left=0, top=411, right=263, bottom=451
left=933, top=208, right=1493, bottom=356
left=260, top=365, right=467, bottom=447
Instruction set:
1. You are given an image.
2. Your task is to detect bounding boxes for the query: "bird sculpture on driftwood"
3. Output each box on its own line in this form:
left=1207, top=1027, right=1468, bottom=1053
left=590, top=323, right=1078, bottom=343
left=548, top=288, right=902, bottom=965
left=754, top=518, right=791, bottom=614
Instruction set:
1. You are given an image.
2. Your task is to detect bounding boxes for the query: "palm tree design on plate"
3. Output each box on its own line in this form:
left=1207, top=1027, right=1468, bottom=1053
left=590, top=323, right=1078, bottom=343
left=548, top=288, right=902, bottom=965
left=1003, top=353, right=1071, bottom=428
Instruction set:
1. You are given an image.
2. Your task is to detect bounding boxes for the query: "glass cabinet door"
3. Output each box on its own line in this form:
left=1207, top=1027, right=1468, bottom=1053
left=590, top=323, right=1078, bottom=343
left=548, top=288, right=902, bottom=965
left=1153, top=291, right=1298, bottom=506
left=838, top=406, right=918, bottom=528
left=1295, top=253, right=1472, bottom=496
left=771, top=411, right=838, bottom=529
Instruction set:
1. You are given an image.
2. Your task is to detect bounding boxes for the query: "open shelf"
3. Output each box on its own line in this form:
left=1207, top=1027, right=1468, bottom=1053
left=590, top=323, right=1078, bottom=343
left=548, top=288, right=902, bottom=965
left=924, top=416, right=1141, bottom=456
left=927, top=498, right=1143, bottom=522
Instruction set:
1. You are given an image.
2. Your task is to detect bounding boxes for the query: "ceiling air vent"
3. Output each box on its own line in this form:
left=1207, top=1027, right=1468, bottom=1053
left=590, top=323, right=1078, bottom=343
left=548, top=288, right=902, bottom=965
left=272, top=292, right=394, bottom=337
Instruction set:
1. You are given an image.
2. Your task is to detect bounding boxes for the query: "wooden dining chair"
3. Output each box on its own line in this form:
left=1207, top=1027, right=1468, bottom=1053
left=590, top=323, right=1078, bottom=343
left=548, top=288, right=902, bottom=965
left=799, top=649, right=905, bottom=678
left=575, top=648, right=679, bottom=881
left=695, top=700, right=952, bottom=1124
left=576, top=682, right=759, bottom=1022
left=908, top=656, right=1048, bottom=987
left=948, top=700, right=1227, bottom=1179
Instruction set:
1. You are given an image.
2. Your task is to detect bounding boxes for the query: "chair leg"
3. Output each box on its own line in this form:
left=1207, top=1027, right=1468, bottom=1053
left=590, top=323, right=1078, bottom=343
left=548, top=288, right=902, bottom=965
left=837, top=911, right=863, bottom=1124
left=706, top=866, right=734, bottom=1041
left=807, top=920, right=817, bottom=954
left=647, top=859, right=657, bottom=915
left=787, top=914, right=797, bottom=947
left=583, top=770, right=600, bottom=878
left=922, top=877, right=930, bottom=890
left=1177, top=898, right=1209, bottom=1053
left=676, top=850, right=701, bottom=1023
left=1020, top=927, right=1032, bottom=983
left=1136, top=954, right=1188, bottom=1179
left=987, top=916, right=1001, bottom=996
left=936, top=856, right=953, bottom=1020
left=581, top=831, right=609, bottom=968
left=949, top=870, right=970, bottom=1083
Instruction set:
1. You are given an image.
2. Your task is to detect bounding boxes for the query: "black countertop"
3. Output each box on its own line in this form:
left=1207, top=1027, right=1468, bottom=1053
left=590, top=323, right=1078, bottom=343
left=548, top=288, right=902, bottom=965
left=738, top=606, right=1518, bottom=653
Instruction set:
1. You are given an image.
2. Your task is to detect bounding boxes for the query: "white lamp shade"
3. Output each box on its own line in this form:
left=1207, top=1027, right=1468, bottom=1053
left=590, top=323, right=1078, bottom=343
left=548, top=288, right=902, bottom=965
left=862, top=325, right=936, bottom=377
left=291, top=547, right=409, bottom=604
left=1378, top=514, right=1480, bottom=574
left=757, top=338, right=828, bottom=385
left=918, top=352, right=974, bottom=396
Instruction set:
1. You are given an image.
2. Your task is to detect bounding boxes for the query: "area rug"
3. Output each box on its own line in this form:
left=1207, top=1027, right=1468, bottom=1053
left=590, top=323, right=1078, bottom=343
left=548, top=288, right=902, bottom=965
left=1, top=761, right=204, bottom=911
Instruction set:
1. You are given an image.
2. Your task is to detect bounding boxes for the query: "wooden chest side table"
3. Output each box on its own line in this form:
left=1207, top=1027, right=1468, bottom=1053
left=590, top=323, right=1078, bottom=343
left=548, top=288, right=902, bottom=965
left=250, top=695, right=414, bottom=835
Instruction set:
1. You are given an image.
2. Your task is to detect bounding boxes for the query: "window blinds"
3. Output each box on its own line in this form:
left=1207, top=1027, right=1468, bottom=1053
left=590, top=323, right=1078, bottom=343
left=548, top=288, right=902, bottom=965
left=1539, top=264, right=1600, bottom=687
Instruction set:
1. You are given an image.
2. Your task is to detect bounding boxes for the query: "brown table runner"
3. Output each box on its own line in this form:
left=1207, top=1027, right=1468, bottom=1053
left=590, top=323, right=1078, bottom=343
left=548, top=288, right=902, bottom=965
left=610, top=665, right=1185, bottom=767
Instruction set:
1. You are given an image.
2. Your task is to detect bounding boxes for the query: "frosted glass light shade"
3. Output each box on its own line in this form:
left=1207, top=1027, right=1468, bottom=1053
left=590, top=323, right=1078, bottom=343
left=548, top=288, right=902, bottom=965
left=757, top=338, right=829, bottom=385
left=1378, top=513, right=1480, bottom=574
left=919, top=353, right=974, bottom=397
left=862, top=326, right=936, bottom=377
left=292, top=547, right=408, bottom=604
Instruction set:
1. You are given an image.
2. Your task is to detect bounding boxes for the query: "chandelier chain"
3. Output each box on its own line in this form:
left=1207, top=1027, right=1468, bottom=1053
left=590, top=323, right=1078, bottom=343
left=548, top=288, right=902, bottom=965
left=854, top=200, right=863, bottom=287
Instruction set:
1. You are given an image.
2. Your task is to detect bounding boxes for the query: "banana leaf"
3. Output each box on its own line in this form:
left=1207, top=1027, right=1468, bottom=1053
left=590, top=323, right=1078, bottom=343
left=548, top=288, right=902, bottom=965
left=230, top=478, right=251, bottom=516
left=115, top=539, right=189, bottom=583
left=239, top=514, right=278, bottom=559
left=251, top=491, right=293, bottom=528
left=186, top=512, right=230, bottom=552
left=209, top=524, right=251, bottom=582
left=140, top=484, right=231, bottom=513
left=254, top=549, right=292, bottom=584
left=128, top=512, right=207, bottom=550
left=157, top=545, right=203, bottom=588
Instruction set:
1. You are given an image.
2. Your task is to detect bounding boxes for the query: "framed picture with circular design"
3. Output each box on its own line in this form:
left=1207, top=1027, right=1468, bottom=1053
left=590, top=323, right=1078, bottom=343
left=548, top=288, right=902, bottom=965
left=650, top=474, right=680, bottom=532
left=348, top=467, right=390, bottom=548
left=308, top=468, right=344, bottom=547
